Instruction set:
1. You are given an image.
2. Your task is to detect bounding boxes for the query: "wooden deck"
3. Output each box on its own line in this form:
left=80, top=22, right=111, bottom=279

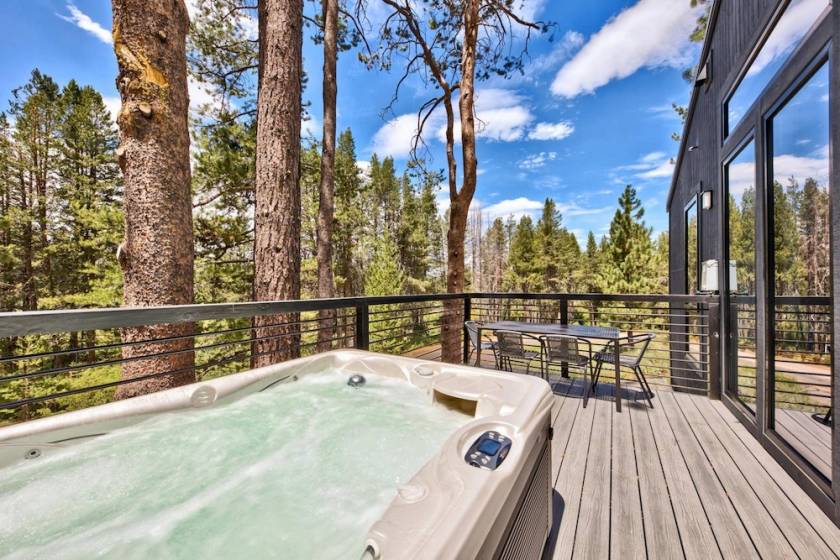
left=543, top=378, right=840, bottom=559
left=402, top=344, right=840, bottom=557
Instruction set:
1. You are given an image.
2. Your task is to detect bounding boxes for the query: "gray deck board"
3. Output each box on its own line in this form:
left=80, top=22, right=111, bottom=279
left=685, top=394, right=837, bottom=560
left=665, top=392, right=796, bottom=559
left=572, top=397, right=612, bottom=559
left=542, top=387, right=840, bottom=559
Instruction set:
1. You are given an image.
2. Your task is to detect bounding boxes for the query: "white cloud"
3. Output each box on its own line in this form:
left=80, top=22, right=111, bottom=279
left=641, top=151, right=666, bottom=163
left=749, top=0, right=829, bottom=76
left=372, top=113, right=436, bottom=158
left=59, top=3, right=112, bottom=45
left=485, top=197, right=544, bottom=220
left=637, top=160, right=675, bottom=179
left=518, top=151, right=557, bottom=170
left=445, top=89, right=535, bottom=143
left=727, top=149, right=828, bottom=199
left=551, top=0, right=701, bottom=98
left=616, top=151, right=676, bottom=181
left=528, top=121, right=574, bottom=141
left=520, top=31, right=585, bottom=78
left=103, top=96, right=121, bottom=122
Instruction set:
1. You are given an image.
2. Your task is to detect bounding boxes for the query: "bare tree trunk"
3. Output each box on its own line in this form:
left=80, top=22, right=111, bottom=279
left=253, top=0, right=303, bottom=367
left=441, top=0, right=480, bottom=364
left=112, top=0, right=195, bottom=398
left=316, top=0, right=338, bottom=352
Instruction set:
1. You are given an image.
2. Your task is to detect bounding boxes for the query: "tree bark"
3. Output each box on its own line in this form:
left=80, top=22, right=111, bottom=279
left=316, top=0, right=338, bottom=352
left=112, top=0, right=195, bottom=398
left=441, top=0, right=480, bottom=363
left=253, top=0, right=303, bottom=367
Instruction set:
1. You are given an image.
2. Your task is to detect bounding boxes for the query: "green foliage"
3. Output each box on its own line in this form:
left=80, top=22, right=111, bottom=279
left=599, top=186, right=661, bottom=295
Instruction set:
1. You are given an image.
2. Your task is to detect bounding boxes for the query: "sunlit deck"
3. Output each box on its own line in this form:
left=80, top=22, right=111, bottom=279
left=404, top=340, right=840, bottom=558
left=543, top=379, right=840, bottom=559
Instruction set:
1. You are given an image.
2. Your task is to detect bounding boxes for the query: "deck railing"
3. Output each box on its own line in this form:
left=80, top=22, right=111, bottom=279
left=0, top=292, right=722, bottom=426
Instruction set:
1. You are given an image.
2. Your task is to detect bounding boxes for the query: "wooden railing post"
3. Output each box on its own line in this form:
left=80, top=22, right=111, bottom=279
left=707, top=299, right=722, bottom=399
left=462, top=295, right=472, bottom=364
left=355, top=302, right=369, bottom=351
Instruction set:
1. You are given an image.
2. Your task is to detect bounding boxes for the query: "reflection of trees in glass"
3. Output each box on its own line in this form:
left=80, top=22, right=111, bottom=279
left=728, top=188, right=756, bottom=294
left=686, top=204, right=697, bottom=294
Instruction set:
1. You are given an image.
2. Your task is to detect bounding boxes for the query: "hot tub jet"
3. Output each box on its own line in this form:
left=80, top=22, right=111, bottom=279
left=347, top=374, right=366, bottom=387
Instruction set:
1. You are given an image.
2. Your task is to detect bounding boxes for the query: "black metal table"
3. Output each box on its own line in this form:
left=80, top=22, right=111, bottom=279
left=475, top=321, right=625, bottom=412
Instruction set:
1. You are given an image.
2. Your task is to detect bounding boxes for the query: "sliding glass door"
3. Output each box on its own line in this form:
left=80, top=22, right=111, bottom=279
left=767, top=60, right=832, bottom=481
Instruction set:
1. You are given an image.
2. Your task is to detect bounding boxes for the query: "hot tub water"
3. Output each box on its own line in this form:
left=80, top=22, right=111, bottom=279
left=0, top=371, right=470, bottom=559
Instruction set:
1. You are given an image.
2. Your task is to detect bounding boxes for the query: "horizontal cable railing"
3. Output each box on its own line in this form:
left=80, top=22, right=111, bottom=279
left=471, top=294, right=715, bottom=396
left=0, top=292, right=720, bottom=426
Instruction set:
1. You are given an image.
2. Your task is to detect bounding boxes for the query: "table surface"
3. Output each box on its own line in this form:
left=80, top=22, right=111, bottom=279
left=477, top=321, right=621, bottom=340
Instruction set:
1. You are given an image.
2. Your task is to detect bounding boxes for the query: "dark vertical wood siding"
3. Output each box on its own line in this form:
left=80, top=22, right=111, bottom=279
left=669, top=0, right=777, bottom=295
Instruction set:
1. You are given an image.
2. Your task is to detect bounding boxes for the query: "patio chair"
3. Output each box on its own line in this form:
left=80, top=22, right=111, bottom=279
left=591, top=333, right=655, bottom=407
left=464, top=320, right=498, bottom=368
left=493, top=330, right=545, bottom=379
left=540, top=334, right=593, bottom=384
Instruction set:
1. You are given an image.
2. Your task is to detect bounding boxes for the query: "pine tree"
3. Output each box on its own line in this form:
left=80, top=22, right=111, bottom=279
left=333, top=129, right=364, bottom=297
left=112, top=0, right=196, bottom=397
left=506, top=216, right=539, bottom=292
left=600, top=185, right=661, bottom=294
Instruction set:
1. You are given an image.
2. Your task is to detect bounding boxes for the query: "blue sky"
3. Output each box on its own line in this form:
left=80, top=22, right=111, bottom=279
left=0, top=0, right=706, bottom=242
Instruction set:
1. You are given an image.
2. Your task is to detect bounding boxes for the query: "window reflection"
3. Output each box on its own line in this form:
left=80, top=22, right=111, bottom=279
left=685, top=200, right=698, bottom=295
left=725, top=141, right=757, bottom=412
left=770, top=62, right=831, bottom=480
left=725, top=0, right=829, bottom=136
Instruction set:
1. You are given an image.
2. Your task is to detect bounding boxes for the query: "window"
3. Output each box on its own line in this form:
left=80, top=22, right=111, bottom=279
left=768, top=61, right=831, bottom=480
left=725, top=140, right=757, bottom=412
left=725, top=0, right=829, bottom=137
left=685, top=199, right=698, bottom=295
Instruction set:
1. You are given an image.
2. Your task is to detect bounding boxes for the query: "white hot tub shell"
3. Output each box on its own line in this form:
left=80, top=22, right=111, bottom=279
left=0, top=350, right=555, bottom=559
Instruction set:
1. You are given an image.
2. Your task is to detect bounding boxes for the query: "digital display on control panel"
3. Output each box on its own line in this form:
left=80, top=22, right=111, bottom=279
left=477, top=439, right=502, bottom=456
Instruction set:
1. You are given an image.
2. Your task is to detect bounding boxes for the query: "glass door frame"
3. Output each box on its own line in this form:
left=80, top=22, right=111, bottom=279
left=718, top=6, right=836, bottom=514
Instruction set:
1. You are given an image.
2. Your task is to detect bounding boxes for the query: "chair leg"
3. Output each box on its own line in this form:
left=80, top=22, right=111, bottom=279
left=634, top=366, right=654, bottom=408
left=592, top=361, right=603, bottom=390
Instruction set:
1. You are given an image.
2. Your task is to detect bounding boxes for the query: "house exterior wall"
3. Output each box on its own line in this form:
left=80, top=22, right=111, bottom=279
left=669, top=0, right=776, bottom=295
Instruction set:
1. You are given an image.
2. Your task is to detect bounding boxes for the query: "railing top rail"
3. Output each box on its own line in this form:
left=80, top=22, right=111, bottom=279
left=0, top=291, right=720, bottom=338
left=470, top=292, right=720, bottom=304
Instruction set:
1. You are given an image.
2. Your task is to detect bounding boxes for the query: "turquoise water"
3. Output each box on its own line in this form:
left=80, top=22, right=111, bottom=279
left=0, top=371, right=469, bottom=559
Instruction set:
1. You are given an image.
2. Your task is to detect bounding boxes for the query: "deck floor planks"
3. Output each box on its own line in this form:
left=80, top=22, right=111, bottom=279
left=570, top=396, right=612, bottom=560
left=683, top=394, right=838, bottom=560
left=610, top=399, right=646, bottom=559
left=550, top=379, right=583, bottom=482
left=665, top=392, right=797, bottom=559
left=627, top=398, right=685, bottom=560
left=656, top=392, right=760, bottom=558
left=549, top=389, right=597, bottom=560
left=708, top=399, right=840, bottom=555
left=404, top=347, right=840, bottom=559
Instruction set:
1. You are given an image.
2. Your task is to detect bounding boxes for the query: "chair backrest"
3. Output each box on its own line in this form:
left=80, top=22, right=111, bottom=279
left=494, top=330, right=525, bottom=357
left=464, top=320, right=481, bottom=350
left=543, top=335, right=582, bottom=362
left=621, top=333, right=655, bottom=367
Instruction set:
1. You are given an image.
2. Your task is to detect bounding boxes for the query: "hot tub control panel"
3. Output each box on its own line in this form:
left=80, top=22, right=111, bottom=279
left=465, top=431, right=511, bottom=470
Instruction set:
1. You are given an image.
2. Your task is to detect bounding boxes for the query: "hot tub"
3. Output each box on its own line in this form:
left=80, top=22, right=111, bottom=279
left=0, top=350, right=554, bottom=559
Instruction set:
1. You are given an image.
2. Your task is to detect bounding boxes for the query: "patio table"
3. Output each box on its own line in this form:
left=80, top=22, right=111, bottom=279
left=475, top=321, right=626, bottom=412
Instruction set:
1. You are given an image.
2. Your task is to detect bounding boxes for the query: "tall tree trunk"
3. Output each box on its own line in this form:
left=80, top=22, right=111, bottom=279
left=112, top=0, right=195, bottom=398
left=253, top=0, right=303, bottom=367
left=316, top=0, right=338, bottom=352
left=441, top=0, right=480, bottom=364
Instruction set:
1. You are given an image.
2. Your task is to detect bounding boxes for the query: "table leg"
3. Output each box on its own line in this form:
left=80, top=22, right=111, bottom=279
left=613, top=340, right=622, bottom=413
